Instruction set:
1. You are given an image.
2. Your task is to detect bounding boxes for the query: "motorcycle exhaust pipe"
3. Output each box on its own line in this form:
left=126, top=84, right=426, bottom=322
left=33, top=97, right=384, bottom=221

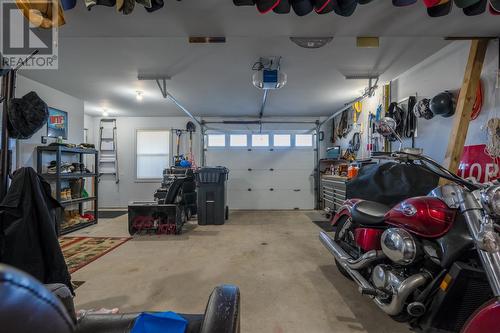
left=319, top=231, right=430, bottom=316
left=319, top=231, right=382, bottom=296
left=319, top=231, right=385, bottom=269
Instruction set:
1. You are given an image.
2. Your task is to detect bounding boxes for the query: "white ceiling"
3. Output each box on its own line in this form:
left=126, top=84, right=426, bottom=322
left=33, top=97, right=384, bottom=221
left=19, top=0, right=500, bottom=117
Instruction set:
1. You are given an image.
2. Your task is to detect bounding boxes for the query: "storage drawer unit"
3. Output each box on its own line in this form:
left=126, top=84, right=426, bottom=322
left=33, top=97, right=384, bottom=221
left=321, top=175, right=347, bottom=213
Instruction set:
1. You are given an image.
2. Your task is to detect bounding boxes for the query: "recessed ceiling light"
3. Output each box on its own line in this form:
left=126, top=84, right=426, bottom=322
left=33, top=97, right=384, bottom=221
left=290, top=37, right=333, bottom=49
left=102, top=108, right=109, bottom=117
left=136, top=91, right=143, bottom=101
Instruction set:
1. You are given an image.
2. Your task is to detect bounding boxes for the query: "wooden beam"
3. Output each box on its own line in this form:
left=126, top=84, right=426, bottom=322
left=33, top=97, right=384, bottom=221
left=444, top=37, right=495, bottom=41
left=441, top=39, right=489, bottom=184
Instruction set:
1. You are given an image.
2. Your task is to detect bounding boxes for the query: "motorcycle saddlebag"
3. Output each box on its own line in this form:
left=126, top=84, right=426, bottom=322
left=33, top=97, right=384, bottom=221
left=346, top=161, right=439, bottom=207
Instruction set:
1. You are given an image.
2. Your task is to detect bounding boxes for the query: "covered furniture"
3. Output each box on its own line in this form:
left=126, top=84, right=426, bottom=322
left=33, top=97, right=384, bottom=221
left=0, top=264, right=240, bottom=333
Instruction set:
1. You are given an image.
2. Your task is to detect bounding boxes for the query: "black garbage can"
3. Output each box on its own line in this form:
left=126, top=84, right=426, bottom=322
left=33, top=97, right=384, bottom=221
left=195, top=167, right=229, bottom=225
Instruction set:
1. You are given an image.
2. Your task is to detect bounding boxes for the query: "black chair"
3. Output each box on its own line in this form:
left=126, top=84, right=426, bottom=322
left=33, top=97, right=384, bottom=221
left=0, top=264, right=240, bottom=333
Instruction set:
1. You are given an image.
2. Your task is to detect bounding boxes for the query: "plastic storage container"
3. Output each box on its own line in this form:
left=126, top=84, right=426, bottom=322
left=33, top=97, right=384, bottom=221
left=195, top=167, right=229, bottom=225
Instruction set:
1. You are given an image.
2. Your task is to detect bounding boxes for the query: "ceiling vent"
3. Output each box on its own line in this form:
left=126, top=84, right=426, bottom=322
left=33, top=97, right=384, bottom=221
left=290, top=37, right=333, bottom=49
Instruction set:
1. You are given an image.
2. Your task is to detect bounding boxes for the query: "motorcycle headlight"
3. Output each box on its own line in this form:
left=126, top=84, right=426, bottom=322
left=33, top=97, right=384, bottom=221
left=481, top=186, right=500, bottom=217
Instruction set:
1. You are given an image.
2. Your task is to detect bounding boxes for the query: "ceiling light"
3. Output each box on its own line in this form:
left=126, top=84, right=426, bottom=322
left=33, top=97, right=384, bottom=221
left=356, top=37, right=379, bottom=48
left=136, top=91, right=143, bottom=101
left=290, top=37, right=333, bottom=49
left=102, top=108, right=109, bottom=117
left=189, top=36, right=226, bottom=44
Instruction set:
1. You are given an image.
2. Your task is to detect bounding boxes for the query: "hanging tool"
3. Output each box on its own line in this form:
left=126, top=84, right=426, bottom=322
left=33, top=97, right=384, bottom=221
left=99, top=119, right=119, bottom=183
left=367, top=112, right=374, bottom=152
left=471, top=79, right=483, bottom=120
left=174, top=129, right=183, bottom=166
left=353, top=101, right=362, bottom=123
left=186, top=121, right=197, bottom=168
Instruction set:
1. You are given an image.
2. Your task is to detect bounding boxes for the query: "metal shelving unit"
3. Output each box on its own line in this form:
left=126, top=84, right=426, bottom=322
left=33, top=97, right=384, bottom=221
left=36, top=145, right=99, bottom=235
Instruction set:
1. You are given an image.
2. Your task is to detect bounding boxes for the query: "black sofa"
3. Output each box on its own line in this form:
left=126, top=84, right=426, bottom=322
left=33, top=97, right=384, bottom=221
left=0, top=264, right=240, bottom=333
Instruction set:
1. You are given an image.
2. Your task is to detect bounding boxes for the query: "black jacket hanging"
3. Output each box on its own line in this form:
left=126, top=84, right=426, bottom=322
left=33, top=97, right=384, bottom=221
left=404, top=96, right=417, bottom=139
left=0, top=167, right=73, bottom=293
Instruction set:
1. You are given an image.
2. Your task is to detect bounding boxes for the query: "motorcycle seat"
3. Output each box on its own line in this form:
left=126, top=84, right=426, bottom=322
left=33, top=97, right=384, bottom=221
left=351, top=200, right=390, bottom=226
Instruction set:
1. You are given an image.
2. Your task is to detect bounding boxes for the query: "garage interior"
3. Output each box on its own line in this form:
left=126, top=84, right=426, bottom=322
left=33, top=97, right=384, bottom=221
left=1, top=0, right=500, bottom=333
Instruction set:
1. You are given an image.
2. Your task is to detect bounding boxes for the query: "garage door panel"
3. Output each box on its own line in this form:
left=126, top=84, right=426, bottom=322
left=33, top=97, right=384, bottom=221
left=228, top=189, right=313, bottom=210
left=206, top=149, right=314, bottom=169
left=206, top=144, right=315, bottom=210
left=227, top=170, right=314, bottom=190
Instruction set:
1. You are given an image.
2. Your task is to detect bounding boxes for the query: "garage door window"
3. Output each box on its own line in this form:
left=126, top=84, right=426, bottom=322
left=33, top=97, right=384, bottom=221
left=273, top=134, right=291, bottom=147
left=136, top=130, right=170, bottom=180
left=252, top=134, right=269, bottom=147
left=208, top=134, right=226, bottom=147
left=230, top=134, right=248, bottom=147
left=295, top=134, right=313, bottom=147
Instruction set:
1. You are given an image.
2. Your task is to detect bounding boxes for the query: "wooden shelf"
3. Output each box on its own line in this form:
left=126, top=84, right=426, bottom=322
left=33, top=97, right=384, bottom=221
left=41, top=173, right=97, bottom=180
left=320, top=158, right=348, bottom=163
left=37, top=146, right=97, bottom=154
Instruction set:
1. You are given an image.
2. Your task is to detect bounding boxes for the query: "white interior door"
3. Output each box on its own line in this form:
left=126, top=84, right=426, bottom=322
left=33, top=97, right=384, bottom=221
left=206, top=139, right=315, bottom=210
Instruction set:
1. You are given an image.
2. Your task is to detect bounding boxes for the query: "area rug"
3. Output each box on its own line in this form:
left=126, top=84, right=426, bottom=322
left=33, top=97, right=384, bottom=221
left=304, top=211, right=335, bottom=232
left=59, top=237, right=131, bottom=274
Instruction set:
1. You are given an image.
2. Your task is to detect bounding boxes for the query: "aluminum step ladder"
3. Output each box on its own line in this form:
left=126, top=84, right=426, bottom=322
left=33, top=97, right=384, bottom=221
left=99, top=119, right=119, bottom=183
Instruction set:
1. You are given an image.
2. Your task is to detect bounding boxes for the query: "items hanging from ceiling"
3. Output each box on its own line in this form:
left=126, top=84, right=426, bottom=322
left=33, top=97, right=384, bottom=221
left=15, top=0, right=66, bottom=28
left=16, top=0, right=166, bottom=21
left=233, top=0, right=500, bottom=17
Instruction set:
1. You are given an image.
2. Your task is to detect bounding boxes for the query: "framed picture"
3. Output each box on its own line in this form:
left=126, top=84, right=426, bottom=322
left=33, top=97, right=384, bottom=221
left=47, top=107, right=68, bottom=139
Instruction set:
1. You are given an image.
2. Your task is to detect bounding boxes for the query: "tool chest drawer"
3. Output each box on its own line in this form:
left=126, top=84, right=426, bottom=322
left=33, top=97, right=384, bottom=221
left=321, top=175, right=347, bottom=213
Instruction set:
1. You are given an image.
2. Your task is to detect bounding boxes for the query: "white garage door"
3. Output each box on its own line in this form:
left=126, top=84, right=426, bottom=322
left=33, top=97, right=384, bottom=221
left=206, top=133, right=315, bottom=210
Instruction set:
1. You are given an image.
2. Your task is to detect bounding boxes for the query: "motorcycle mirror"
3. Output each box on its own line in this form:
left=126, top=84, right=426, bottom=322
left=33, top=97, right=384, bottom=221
left=377, top=117, right=403, bottom=151
left=378, top=117, right=397, bottom=134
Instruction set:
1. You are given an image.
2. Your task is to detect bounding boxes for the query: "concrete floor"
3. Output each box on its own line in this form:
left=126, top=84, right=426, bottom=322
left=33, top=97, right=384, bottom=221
left=69, top=210, right=409, bottom=333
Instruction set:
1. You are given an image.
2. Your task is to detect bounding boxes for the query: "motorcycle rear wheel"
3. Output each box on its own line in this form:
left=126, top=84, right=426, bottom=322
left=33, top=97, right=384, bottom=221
left=333, top=216, right=357, bottom=280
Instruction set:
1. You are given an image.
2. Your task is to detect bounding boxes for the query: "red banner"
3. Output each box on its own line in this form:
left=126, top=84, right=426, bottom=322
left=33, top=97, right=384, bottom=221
left=458, top=144, right=498, bottom=183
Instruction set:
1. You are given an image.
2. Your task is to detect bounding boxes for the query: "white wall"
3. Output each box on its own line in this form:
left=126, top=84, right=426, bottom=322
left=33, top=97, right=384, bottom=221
left=94, top=116, right=201, bottom=208
left=84, top=114, right=95, bottom=144
left=95, top=116, right=322, bottom=208
left=320, top=40, right=498, bottom=164
left=391, top=40, right=497, bottom=162
left=319, top=88, right=384, bottom=161
left=14, top=75, right=85, bottom=169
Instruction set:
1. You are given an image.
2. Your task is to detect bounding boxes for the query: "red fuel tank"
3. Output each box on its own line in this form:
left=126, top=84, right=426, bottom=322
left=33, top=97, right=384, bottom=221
left=384, top=197, right=457, bottom=238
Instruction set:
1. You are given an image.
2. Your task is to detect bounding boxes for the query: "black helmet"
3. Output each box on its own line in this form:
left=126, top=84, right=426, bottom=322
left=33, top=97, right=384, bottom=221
left=430, top=91, right=455, bottom=118
left=413, top=98, right=434, bottom=120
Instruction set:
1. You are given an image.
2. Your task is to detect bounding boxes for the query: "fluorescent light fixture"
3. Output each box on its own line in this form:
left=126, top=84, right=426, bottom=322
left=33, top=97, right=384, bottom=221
left=136, top=91, right=143, bottom=101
